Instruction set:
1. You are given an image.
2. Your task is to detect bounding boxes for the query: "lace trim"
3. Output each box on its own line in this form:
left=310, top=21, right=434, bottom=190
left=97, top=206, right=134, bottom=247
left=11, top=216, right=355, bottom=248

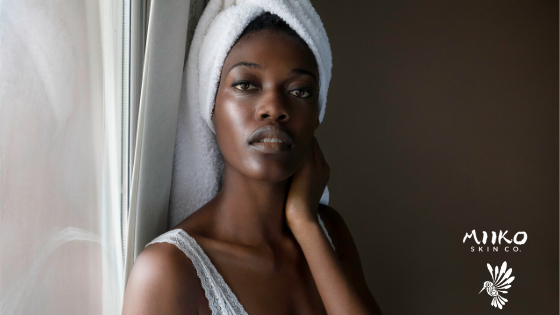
left=146, top=214, right=334, bottom=315
left=147, top=230, right=248, bottom=315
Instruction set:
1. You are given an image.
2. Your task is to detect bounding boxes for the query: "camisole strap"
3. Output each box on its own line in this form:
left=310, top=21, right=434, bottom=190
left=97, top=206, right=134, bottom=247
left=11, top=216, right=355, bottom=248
left=146, top=229, right=248, bottom=315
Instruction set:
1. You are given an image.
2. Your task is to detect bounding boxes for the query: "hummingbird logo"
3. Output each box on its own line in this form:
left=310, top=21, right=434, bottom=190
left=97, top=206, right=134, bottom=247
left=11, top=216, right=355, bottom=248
left=479, top=261, right=515, bottom=309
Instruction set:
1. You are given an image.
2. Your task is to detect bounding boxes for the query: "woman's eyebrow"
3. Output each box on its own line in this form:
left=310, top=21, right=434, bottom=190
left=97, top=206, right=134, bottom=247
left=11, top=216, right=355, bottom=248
left=227, top=62, right=317, bottom=82
left=292, top=68, right=317, bottom=81
left=227, top=62, right=262, bottom=75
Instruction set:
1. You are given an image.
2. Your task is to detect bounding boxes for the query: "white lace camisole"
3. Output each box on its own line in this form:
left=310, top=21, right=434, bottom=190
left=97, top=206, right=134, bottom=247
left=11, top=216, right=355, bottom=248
left=145, top=215, right=335, bottom=315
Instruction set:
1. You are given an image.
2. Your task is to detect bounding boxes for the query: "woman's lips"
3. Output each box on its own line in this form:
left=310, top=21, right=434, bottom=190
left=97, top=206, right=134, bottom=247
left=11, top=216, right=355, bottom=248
left=248, top=125, right=294, bottom=154
left=249, top=141, right=291, bottom=154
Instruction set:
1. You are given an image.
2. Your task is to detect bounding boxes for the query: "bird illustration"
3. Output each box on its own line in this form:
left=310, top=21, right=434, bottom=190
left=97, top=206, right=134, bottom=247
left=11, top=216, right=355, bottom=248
left=479, top=261, right=515, bottom=309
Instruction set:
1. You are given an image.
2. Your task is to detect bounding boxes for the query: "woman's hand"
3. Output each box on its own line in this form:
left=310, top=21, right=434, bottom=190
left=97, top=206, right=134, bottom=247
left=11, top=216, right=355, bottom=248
left=285, top=138, right=380, bottom=314
left=285, top=136, right=330, bottom=230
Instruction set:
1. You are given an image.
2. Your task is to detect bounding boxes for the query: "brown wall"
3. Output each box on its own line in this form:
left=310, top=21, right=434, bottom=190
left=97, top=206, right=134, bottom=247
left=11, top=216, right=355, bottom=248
left=310, top=0, right=559, bottom=314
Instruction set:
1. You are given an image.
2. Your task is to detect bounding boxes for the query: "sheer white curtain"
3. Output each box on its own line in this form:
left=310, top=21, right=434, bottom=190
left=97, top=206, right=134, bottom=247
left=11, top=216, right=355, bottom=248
left=0, top=0, right=125, bottom=314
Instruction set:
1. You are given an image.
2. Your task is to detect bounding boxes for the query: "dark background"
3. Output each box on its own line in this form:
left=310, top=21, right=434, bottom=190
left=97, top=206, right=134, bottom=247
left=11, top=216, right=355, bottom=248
left=310, top=0, right=559, bottom=314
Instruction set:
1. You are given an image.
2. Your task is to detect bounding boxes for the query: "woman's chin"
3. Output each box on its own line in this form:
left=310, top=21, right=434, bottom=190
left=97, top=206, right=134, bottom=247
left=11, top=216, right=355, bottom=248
left=224, top=154, right=302, bottom=183
left=243, top=166, right=296, bottom=183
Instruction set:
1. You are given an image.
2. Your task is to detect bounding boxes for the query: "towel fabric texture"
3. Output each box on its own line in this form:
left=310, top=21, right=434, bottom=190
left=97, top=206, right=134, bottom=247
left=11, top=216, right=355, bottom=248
left=169, top=0, right=333, bottom=227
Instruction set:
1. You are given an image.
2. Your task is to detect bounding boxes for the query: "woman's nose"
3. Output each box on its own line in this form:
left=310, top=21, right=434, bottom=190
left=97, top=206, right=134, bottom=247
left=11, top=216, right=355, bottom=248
left=255, top=88, right=290, bottom=122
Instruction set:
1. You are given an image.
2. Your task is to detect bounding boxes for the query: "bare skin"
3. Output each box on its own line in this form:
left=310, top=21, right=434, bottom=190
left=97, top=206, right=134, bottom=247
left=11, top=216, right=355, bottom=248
left=122, top=30, right=382, bottom=315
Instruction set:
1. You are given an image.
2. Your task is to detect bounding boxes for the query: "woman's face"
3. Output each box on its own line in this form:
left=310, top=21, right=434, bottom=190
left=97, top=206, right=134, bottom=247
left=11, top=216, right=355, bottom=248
left=212, top=29, right=320, bottom=182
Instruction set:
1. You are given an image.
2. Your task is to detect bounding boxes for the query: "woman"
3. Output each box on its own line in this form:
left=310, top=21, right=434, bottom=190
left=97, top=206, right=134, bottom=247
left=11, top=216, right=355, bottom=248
left=123, top=2, right=382, bottom=315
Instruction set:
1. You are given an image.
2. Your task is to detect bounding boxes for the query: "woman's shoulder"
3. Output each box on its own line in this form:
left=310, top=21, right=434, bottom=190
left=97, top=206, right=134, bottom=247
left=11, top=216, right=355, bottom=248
left=317, top=204, right=347, bottom=237
left=317, top=204, right=356, bottom=256
left=135, top=238, right=197, bottom=281
left=122, top=234, right=202, bottom=315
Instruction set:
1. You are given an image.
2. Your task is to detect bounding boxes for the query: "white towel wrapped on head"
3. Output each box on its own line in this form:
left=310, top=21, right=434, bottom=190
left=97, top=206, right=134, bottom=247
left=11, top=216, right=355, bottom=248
left=169, top=0, right=333, bottom=227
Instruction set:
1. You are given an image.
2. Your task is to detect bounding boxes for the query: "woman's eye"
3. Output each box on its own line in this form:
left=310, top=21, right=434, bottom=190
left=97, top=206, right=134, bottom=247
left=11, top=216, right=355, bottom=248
left=289, top=89, right=311, bottom=98
left=233, top=82, right=257, bottom=91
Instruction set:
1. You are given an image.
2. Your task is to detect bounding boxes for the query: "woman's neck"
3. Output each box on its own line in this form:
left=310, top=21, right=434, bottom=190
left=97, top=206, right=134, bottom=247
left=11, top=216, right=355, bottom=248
left=210, top=166, right=291, bottom=247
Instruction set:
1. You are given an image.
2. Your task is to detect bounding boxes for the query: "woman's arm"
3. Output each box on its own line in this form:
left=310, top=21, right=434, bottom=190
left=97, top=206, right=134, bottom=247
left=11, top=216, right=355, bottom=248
left=285, top=137, right=382, bottom=315
left=289, top=206, right=382, bottom=315
left=122, top=243, right=200, bottom=315
left=321, top=205, right=383, bottom=314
